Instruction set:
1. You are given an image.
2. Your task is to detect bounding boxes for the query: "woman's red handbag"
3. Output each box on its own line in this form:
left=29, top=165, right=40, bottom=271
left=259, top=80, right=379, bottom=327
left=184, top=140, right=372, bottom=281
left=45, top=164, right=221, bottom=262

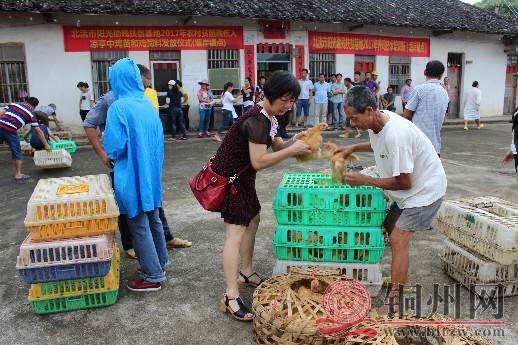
left=189, top=159, right=249, bottom=211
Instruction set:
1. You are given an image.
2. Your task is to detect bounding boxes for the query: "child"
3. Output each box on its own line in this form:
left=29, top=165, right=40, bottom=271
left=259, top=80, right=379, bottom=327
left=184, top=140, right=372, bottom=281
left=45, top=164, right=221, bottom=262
left=26, top=113, right=59, bottom=150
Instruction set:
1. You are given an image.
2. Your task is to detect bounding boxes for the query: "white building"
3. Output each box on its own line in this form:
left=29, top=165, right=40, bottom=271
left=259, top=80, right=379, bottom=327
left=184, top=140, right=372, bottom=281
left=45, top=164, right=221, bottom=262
left=0, top=0, right=516, bottom=133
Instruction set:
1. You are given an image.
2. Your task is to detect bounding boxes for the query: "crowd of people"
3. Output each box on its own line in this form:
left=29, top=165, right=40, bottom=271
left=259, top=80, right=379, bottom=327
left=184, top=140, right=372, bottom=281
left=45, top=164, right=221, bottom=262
left=0, top=56, right=517, bottom=322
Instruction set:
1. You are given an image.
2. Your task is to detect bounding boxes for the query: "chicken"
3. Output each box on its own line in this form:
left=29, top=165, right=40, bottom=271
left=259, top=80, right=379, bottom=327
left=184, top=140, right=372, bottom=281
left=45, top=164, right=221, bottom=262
left=295, top=122, right=328, bottom=162
left=323, top=142, right=359, bottom=184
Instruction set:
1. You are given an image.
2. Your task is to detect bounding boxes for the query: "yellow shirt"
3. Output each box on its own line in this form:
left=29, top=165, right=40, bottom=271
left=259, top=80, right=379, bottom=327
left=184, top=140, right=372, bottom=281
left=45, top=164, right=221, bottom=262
left=144, top=88, right=159, bottom=110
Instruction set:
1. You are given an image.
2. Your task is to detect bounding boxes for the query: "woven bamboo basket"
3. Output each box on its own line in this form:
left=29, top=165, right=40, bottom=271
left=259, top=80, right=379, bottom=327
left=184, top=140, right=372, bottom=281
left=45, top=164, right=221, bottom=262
left=252, top=267, right=370, bottom=345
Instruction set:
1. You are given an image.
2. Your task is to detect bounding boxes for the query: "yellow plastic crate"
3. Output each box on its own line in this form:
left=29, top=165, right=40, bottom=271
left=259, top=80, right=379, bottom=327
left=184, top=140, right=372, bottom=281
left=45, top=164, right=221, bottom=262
left=24, top=175, right=120, bottom=239
left=27, top=217, right=117, bottom=242
left=28, top=244, right=120, bottom=300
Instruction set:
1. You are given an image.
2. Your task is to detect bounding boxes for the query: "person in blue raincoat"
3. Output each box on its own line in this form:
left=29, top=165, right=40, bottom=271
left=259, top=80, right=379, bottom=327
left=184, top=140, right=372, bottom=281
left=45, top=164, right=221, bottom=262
left=104, top=58, right=168, bottom=292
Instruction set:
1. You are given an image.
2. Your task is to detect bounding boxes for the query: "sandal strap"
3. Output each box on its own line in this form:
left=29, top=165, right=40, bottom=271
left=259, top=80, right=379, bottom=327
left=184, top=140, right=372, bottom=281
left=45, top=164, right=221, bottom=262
left=239, top=271, right=263, bottom=284
left=224, top=295, right=251, bottom=318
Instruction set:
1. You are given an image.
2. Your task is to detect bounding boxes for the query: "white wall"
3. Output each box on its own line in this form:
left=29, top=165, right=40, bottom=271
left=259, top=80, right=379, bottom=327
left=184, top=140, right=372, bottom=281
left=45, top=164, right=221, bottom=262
left=430, top=34, right=507, bottom=116
left=336, top=54, right=355, bottom=78
left=128, top=51, right=150, bottom=70
left=0, top=24, right=91, bottom=133
left=180, top=50, right=207, bottom=129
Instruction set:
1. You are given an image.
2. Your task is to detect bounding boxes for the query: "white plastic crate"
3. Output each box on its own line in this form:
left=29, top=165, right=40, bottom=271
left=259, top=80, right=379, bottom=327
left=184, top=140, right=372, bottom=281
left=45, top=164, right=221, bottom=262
left=440, top=239, right=518, bottom=283
left=16, top=233, right=115, bottom=269
left=33, top=149, right=72, bottom=168
left=441, top=261, right=518, bottom=297
left=272, top=260, right=382, bottom=296
left=24, top=174, right=119, bottom=229
left=435, top=197, right=518, bottom=265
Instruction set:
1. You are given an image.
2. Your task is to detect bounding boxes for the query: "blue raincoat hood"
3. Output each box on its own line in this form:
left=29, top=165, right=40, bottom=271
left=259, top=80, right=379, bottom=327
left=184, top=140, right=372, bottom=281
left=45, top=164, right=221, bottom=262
left=109, top=58, right=145, bottom=100
left=103, top=58, right=164, bottom=218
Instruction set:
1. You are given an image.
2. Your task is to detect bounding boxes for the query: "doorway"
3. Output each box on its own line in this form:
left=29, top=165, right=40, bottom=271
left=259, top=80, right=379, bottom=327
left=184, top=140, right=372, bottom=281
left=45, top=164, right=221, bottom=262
left=151, top=61, right=179, bottom=105
left=446, top=53, right=463, bottom=118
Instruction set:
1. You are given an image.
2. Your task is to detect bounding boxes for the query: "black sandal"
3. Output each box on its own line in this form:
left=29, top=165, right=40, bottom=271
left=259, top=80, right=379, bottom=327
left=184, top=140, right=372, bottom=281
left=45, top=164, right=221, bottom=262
left=238, top=271, right=264, bottom=288
left=219, top=294, right=253, bottom=321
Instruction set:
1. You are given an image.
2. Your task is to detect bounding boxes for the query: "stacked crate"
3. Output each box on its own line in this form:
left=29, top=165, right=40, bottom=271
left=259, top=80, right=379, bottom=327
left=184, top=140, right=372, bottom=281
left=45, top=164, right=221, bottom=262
left=16, top=174, right=121, bottom=314
left=436, top=196, right=518, bottom=297
left=271, top=172, right=387, bottom=295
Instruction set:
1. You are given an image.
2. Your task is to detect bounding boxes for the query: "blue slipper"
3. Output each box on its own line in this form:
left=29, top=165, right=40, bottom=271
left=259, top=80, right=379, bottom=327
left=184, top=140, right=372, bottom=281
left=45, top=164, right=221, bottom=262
left=14, top=174, right=31, bottom=181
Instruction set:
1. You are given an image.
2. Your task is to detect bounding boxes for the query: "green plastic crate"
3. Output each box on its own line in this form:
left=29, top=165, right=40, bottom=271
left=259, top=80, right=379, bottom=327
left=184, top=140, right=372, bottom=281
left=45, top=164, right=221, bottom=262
left=273, top=225, right=384, bottom=264
left=273, top=173, right=387, bottom=226
left=29, top=289, right=118, bottom=314
left=50, top=140, right=77, bottom=153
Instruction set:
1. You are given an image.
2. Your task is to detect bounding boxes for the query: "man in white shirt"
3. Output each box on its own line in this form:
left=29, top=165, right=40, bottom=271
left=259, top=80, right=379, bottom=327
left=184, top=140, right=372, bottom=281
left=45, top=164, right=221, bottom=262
left=296, top=68, right=313, bottom=127
left=337, top=85, right=447, bottom=304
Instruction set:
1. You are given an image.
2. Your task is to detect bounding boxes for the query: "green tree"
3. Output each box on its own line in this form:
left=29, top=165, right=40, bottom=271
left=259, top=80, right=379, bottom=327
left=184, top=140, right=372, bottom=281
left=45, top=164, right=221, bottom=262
left=474, top=0, right=518, bottom=18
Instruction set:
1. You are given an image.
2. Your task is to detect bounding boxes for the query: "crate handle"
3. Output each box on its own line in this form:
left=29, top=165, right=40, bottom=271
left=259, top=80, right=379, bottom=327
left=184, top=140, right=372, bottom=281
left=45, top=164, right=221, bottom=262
left=57, top=184, right=89, bottom=196
left=66, top=296, right=85, bottom=308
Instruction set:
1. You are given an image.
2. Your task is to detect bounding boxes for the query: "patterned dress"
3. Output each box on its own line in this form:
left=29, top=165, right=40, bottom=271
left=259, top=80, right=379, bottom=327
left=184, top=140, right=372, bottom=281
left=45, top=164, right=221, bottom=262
left=211, top=104, right=278, bottom=226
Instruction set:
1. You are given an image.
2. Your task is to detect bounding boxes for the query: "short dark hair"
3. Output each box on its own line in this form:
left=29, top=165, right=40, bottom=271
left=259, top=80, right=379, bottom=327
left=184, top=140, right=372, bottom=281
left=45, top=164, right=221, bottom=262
left=137, top=64, right=150, bottom=76
left=387, top=87, right=393, bottom=91
left=354, top=71, right=361, bottom=76
left=245, top=77, right=252, bottom=85
left=264, top=70, right=300, bottom=102
left=259, top=76, right=266, bottom=81
left=176, top=80, right=183, bottom=87
left=319, top=73, right=325, bottom=77
left=472, top=81, right=479, bottom=87
left=331, top=74, right=337, bottom=77
left=223, top=82, right=234, bottom=91
left=35, top=112, right=49, bottom=126
left=345, top=86, right=377, bottom=113
left=344, top=77, right=352, bottom=83
left=301, top=68, right=309, bottom=74
left=76, top=82, right=89, bottom=88
left=336, top=73, right=343, bottom=77
left=27, top=97, right=39, bottom=108
left=405, top=78, right=412, bottom=83
left=425, top=60, right=445, bottom=78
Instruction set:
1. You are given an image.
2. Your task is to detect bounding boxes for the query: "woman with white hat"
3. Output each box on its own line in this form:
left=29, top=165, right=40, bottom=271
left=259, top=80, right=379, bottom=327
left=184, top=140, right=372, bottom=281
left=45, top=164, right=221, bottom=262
left=197, top=79, right=215, bottom=137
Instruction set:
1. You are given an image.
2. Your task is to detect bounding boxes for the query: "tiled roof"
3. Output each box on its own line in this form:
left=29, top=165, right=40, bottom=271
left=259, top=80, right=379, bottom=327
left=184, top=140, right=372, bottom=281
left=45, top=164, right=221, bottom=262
left=1, top=0, right=517, bottom=34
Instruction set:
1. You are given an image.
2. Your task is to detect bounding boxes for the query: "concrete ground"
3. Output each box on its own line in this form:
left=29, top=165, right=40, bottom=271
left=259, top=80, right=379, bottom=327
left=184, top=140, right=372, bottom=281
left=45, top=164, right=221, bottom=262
left=1, top=123, right=517, bottom=345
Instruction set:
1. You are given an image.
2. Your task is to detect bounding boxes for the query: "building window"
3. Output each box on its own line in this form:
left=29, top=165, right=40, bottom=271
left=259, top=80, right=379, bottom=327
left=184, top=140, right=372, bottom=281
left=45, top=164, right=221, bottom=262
left=388, top=56, right=411, bottom=94
left=309, top=53, right=335, bottom=83
left=208, top=49, right=240, bottom=95
left=208, top=49, right=239, bottom=69
left=0, top=44, right=28, bottom=104
left=149, top=50, right=181, bottom=61
left=91, top=50, right=128, bottom=98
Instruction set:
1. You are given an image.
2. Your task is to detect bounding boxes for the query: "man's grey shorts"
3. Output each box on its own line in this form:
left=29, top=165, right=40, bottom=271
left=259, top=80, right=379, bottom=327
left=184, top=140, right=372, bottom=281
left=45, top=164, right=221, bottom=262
left=390, top=197, right=443, bottom=232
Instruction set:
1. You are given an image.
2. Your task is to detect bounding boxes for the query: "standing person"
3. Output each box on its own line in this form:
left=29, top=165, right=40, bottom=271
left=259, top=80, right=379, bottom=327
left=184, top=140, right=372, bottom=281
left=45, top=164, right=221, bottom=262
left=382, top=87, right=396, bottom=112
left=403, top=61, right=449, bottom=156
left=400, top=79, right=413, bottom=110
left=313, top=73, right=331, bottom=125
left=166, top=80, right=188, bottom=142
left=502, top=107, right=518, bottom=175
left=83, top=65, right=192, bottom=259
left=326, top=73, right=336, bottom=125
left=214, top=82, right=242, bottom=142
left=197, top=79, right=215, bottom=138
left=371, top=70, right=382, bottom=108
left=255, top=76, right=266, bottom=103
left=103, top=58, right=167, bottom=292
left=296, top=68, right=313, bottom=127
left=77, top=82, right=94, bottom=121
left=207, top=70, right=310, bottom=321
left=26, top=113, right=60, bottom=150
left=34, top=103, right=63, bottom=131
left=0, top=97, right=51, bottom=180
left=177, top=81, right=190, bottom=131
left=242, top=77, right=255, bottom=114
left=353, top=71, right=362, bottom=85
left=463, top=81, right=484, bottom=130
left=143, top=73, right=159, bottom=110
left=339, top=86, right=446, bottom=309
left=362, top=72, right=378, bottom=94
left=330, top=73, right=347, bottom=130
left=442, top=77, right=451, bottom=117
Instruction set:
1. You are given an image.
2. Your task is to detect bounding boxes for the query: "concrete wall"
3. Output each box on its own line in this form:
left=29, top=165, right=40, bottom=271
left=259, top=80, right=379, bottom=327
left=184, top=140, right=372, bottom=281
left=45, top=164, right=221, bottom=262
left=430, top=33, right=507, bottom=117
left=0, top=24, right=91, bottom=131
left=180, top=50, right=208, bottom=129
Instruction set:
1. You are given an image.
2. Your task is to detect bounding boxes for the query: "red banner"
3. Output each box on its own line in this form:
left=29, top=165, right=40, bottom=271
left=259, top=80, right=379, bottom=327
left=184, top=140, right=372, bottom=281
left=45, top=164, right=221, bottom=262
left=295, top=45, right=305, bottom=80
left=63, top=26, right=244, bottom=52
left=308, top=32, right=430, bottom=57
left=244, top=45, right=255, bottom=86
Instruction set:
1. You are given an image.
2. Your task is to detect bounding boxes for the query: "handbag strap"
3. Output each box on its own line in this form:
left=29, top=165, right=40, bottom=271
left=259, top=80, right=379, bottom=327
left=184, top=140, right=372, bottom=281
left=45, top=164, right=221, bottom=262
left=209, top=157, right=250, bottom=184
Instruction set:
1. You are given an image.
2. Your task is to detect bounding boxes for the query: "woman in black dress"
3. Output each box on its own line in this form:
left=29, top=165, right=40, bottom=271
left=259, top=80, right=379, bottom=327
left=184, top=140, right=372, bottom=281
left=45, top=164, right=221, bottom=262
left=211, top=71, right=311, bottom=321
